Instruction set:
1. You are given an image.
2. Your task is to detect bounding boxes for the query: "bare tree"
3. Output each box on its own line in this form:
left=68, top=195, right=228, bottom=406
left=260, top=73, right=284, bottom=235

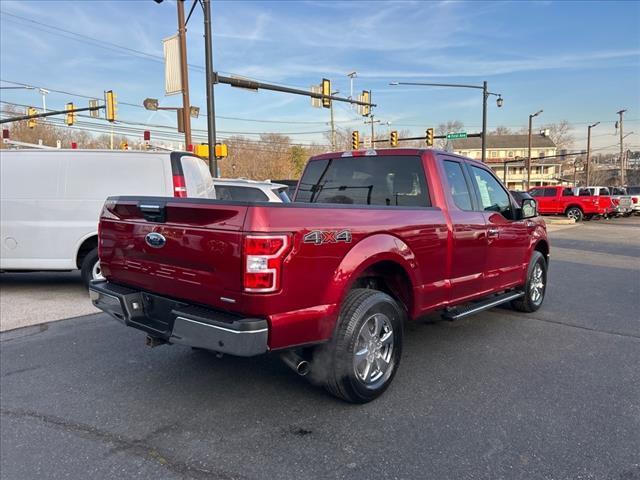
left=436, top=121, right=464, bottom=149
left=541, top=120, right=574, bottom=151
left=490, top=126, right=513, bottom=136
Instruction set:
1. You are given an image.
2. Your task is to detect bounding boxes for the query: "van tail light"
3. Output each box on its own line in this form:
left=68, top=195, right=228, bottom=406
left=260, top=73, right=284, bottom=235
left=633, top=197, right=638, bottom=204
left=173, top=174, right=187, bottom=197
left=243, top=234, right=291, bottom=293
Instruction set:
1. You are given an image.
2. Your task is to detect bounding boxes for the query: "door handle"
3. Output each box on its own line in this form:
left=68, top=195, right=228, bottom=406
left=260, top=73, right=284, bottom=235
left=488, top=228, right=500, bottom=238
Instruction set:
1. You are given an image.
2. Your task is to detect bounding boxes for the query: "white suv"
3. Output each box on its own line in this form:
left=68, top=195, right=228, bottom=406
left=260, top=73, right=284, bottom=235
left=212, top=178, right=291, bottom=202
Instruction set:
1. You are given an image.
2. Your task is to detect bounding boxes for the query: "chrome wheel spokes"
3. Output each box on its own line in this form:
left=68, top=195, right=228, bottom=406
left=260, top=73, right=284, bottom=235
left=353, top=313, right=394, bottom=386
left=530, top=263, right=544, bottom=304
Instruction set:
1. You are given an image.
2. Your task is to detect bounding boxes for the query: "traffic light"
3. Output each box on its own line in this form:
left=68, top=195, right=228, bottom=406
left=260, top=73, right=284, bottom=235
left=104, top=90, right=117, bottom=122
left=65, top=103, right=75, bottom=126
left=351, top=131, right=360, bottom=150
left=321, top=78, right=331, bottom=108
left=27, top=107, right=37, bottom=128
left=215, top=143, right=228, bottom=158
left=390, top=130, right=398, bottom=147
left=360, top=90, right=371, bottom=117
left=426, top=127, right=434, bottom=147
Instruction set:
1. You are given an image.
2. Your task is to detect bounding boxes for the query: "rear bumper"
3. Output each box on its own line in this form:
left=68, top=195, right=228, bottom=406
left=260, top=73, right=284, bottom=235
left=89, top=281, right=268, bottom=356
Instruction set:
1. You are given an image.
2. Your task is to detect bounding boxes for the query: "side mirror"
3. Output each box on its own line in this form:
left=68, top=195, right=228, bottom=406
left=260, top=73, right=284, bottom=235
left=520, top=198, right=537, bottom=219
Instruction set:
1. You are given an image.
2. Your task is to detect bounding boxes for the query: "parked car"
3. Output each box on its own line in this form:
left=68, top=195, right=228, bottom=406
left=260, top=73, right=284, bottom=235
left=626, top=186, right=640, bottom=214
left=572, top=186, right=633, bottom=217
left=90, top=148, right=548, bottom=403
left=212, top=178, right=290, bottom=202
left=529, top=185, right=613, bottom=221
left=0, top=149, right=215, bottom=286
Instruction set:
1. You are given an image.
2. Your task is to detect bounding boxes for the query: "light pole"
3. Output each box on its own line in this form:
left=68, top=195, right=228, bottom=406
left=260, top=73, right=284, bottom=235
left=616, top=109, right=626, bottom=185
left=347, top=71, right=357, bottom=101
left=389, top=81, right=503, bottom=162
left=527, top=109, right=543, bottom=190
left=585, top=122, right=599, bottom=187
left=329, top=90, right=339, bottom=150
left=154, top=0, right=217, bottom=176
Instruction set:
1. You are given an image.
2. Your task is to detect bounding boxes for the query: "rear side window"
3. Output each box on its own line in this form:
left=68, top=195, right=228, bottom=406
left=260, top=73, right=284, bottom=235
left=296, top=156, right=430, bottom=207
left=600, top=188, right=610, bottom=196
left=443, top=161, right=473, bottom=211
left=470, top=166, right=511, bottom=215
left=181, top=155, right=215, bottom=198
left=274, top=188, right=291, bottom=203
left=215, top=185, right=269, bottom=202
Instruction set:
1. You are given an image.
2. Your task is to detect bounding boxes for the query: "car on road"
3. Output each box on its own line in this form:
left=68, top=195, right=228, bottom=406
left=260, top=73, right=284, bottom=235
left=573, top=186, right=633, bottom=217
left=0, top=149, right=215, bottom=287
left=90, top=148, right=549, bottom=403
left=213, top=178, right=291, bottom=202
left=624, top=186, right=640, bottom=215
left=529, top=185, right=613, bottom=221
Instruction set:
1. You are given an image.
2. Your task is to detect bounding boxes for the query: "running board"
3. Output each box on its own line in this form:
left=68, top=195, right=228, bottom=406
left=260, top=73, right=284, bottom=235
left=442, top=291, right=525, bottom=321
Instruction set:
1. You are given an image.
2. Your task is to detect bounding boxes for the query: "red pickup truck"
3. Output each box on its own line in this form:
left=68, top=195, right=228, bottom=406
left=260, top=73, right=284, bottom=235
left=90, top=149, right=549, bottom=403
left=528, top=185, right=613, bottom=222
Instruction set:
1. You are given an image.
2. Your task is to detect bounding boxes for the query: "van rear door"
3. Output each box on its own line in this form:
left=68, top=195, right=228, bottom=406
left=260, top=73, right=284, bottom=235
left=171, top=153, right=215, bottom=199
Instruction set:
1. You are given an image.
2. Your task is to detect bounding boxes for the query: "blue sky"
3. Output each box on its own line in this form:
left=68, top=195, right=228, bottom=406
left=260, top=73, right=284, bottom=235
left=1, top=0, right=639, bottom=152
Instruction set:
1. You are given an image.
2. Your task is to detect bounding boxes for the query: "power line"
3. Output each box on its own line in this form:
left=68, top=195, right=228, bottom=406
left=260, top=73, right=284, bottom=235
left=0, top=79, right=358, bottom=126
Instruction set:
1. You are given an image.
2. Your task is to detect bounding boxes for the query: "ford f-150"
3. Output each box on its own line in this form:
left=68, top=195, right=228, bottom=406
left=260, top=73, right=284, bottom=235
left=90, top=148, right=549, bottom=403
left=529, top=185, right=614, bottom=221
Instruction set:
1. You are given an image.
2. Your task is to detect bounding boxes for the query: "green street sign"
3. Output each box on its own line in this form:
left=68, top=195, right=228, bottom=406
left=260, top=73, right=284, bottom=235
left=446, top=132, right=468, bottom=140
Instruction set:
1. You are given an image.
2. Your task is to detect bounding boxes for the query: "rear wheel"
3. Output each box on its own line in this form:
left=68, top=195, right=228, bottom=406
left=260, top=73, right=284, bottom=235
left=512, top=251, right=547, bottom=313
left=566, top=206, right=583, bottom=222
left=80, top=248, right=103, bottom=288
left=314, top=289, right=404, bottom=403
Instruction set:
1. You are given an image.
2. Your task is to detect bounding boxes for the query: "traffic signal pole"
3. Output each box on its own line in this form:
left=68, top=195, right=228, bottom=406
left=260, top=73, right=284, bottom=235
left=0, top=105, right=102, bottom=124
left=215, top=75, right=376, bottom=108
left=203, top=0, right=217, bottom=177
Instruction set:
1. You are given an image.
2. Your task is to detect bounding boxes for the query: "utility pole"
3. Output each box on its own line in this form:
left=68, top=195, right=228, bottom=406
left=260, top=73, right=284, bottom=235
left=617, top=109, right=626, bottom=186
left=364, top=115, right=380, bottom=148
left=481, top=81, right=488, bottom=162
left=347, top=71, right=357, bottom=101
left=176, top=0, right=192, bottom=149
left=586, top=122, right=599, bottom=187
left=329, top=90, right=338, bottom=150
left=527, top=110, right=543, bottom=190
left=203, top=0, right=217, bottom=177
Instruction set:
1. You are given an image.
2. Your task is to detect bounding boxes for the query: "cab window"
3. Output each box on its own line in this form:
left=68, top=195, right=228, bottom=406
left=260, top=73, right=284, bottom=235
left=470, top=166, right=512, bottom=217
left=443, top=160, right=473, bottom=211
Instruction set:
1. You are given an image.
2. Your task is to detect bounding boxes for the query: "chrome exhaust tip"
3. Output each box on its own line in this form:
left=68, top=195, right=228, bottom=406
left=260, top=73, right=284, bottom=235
left=280, top=350, right=310, bottom=376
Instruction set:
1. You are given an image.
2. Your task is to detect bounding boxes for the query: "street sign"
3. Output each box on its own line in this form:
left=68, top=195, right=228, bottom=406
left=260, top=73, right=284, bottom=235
left=446, top=132, right=467, bottom=140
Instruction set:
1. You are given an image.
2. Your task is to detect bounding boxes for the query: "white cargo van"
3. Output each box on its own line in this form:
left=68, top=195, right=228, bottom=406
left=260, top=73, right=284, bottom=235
left=0, top=149, right=215, bottom=286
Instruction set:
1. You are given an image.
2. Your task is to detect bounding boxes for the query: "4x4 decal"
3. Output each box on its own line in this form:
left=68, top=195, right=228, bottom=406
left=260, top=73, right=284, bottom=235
left=303, top=230, right=352, bottom=245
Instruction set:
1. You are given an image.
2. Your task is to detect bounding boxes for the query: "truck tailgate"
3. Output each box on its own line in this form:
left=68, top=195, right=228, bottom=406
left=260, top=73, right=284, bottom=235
left=99, top=197, right=247, bottom=310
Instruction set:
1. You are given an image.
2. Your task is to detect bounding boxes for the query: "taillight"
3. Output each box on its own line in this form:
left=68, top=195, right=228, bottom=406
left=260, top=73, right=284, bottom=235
left=633, top=197, right=638, bottom=204
left=243, top=235, right=290, bottom=293
left=173, top=174, right=187, bottom=197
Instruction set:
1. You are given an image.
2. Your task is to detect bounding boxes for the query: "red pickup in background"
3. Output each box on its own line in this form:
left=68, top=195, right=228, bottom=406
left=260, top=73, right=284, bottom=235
left=528, top=185, right=614, bottom=222
left=90, top=149, right=549, bottom=403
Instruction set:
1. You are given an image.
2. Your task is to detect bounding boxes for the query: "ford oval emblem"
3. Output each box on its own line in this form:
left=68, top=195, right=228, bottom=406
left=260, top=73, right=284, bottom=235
left=145, top=232, right=166, bottom=249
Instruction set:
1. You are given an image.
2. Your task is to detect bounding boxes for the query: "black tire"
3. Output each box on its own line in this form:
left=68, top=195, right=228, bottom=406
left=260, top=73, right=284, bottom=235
left=511, top=251, right=547, bottom=313
left=80, top=248, right=102, bottom=288
left=566, top=206, right=583, bottom=222
left=313, top=288, right=404, bottom=403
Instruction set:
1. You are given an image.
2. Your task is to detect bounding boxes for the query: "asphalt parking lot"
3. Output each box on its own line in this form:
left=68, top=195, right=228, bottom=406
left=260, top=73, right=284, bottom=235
left=1, top=217, right=639, bottom=480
